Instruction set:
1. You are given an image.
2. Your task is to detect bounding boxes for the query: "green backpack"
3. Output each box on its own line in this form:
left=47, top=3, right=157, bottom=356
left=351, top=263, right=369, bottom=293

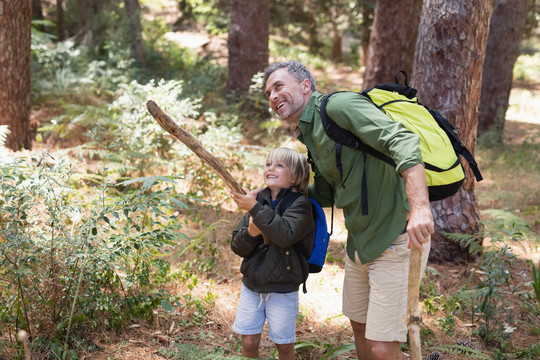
left=320, top=71, right=483, bottom=208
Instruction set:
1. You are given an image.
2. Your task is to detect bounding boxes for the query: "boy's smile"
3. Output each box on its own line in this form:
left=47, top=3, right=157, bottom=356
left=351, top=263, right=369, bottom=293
left=264, top=159, right=294, bottom=198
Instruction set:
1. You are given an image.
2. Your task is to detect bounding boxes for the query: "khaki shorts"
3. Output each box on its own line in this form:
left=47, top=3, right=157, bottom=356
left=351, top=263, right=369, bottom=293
left=342, top=234, right=430, bottom=342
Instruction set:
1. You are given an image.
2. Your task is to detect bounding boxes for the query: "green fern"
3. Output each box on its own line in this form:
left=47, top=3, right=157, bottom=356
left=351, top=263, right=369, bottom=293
left=529, top=260, right=540, bottom=308
left=160, top=343, right=246, bottom=359
left=428, top=344, right=491, bottom=359
left=443, top=232, right=483, bottom=256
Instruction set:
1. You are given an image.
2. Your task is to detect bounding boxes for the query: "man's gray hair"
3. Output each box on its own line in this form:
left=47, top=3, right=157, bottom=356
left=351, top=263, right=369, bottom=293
left=263, top=61, right=316, bottom=91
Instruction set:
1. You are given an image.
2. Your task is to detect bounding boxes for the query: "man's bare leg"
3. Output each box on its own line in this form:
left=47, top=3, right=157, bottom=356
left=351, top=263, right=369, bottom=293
left=350, top=320, right=401, bottom=360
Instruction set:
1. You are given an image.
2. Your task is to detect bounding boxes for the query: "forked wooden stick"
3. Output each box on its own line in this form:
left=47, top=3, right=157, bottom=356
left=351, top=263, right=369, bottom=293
left=146, top=100, right=246, bottom=195
left=407, top=247, right=423, bottom=360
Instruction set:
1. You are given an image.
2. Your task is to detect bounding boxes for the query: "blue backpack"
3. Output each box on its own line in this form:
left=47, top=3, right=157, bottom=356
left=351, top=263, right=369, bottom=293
left=276, top=192, right=331, bottom=274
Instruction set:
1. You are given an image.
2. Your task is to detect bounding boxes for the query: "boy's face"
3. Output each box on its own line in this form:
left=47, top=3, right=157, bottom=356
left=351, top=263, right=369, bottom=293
left=265, top=68, right=311, bottom=124
left=264, top=159, right=295, bottom=193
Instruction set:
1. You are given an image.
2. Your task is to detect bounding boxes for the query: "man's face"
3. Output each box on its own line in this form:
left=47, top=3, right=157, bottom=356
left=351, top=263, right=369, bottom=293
left=265, top=68, right=311, bottom=124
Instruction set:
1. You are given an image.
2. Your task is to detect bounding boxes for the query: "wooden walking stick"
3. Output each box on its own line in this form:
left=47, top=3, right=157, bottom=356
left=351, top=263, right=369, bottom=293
left=407, top=246, right=423, bottom=360
left=146, top=100, right=246, bottom=195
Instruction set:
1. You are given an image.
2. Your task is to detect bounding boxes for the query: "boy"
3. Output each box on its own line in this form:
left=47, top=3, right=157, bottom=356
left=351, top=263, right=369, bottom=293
left=230, top=147, right=315, bottom=360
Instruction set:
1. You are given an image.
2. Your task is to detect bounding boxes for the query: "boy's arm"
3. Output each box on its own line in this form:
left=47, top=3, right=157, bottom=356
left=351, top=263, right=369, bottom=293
left=250, top=195, right=314, bottom=248
left=231, top=213, right=262, bottom=257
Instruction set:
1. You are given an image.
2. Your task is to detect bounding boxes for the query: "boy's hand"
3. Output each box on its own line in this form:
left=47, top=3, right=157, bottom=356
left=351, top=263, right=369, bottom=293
left=247, top=217, right=262, bottom=237
left=230, top=187, right=263, bottom=212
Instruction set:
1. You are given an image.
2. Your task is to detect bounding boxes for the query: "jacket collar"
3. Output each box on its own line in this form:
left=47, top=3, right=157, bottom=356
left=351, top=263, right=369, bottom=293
left=258, top=187, right=295, bottom=207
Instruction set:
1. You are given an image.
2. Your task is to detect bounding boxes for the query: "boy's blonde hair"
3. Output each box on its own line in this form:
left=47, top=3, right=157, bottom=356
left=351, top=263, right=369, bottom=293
left=266, top=147, right=310, bottom=194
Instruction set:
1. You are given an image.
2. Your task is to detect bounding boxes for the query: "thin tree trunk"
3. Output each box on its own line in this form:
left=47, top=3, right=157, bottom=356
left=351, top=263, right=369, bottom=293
left=32, top=0, right=43, bottom=21
left=359, top=0, right=375, bottom=68
left=57, top=0, right=65, bottom=41
left=124, top=0, right=145, bottom=66
left=0, top=0, right=32, bottom=151
left=478, top=0, right=528, bottom=143
left=412, top=0, right=493, bottom=263
left=363, top=0, right=423, bottom=89
left=331, top=21, right=342, bottom=62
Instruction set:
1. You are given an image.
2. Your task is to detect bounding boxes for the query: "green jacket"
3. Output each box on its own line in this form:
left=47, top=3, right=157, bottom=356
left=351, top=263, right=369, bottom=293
left=297, top=91, right=423, bottom=264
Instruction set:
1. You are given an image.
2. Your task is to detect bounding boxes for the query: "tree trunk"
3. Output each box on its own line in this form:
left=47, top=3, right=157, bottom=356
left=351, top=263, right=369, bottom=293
left=0, top=0, right=32, bottom=152
left=363, top=0, right=423, bottom=89
left=124, top=0, right=145, bottom=66
left=331, top=21, right=342, bottom=62
left=478, top=0, right=528, bottom=143
left=307, top=0, right=320, bottom=54
left=359, top=0, right=375, bottom=68
left=227, top=0, right=269, bottom=95
left=412, top=0, right=493, bottom=263
left=57, top=0, right=65, bottom=41
left=77, top=0, right=106, bottom=54
left=32, top=0, right=43, bottom=21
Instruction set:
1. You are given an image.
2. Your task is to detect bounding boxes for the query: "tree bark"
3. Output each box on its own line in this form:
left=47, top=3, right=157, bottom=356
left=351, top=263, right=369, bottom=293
left=478, top=0, right=528, bottom=143
left=331, top=21, right=342, bottom=62
left=363, top=0, right=423, bottom=89
left=412, top=0, right=493, bottom=263
left=32, top=0, right=43, bottom=21
left=0, top=0, right=32, bottom=151
left=124, top=0, right=145, bottom=66
left=359, top=0, right=375, bottom=68
left=57, top=0, right=65, bottom=41
left=227, top=0, right=269, bottom=95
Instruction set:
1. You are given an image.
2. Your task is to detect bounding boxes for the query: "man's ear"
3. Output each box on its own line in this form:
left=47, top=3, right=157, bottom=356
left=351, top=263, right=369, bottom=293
left=301, top=79, right=311, bottom=94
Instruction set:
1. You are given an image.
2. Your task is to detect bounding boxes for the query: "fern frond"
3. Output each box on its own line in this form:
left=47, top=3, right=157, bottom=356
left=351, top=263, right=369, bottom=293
left=159, top=343, right=246, bottom=359
left=442, top=232, right=483, bottom=255
left=429, top=344, right=491, bottom=359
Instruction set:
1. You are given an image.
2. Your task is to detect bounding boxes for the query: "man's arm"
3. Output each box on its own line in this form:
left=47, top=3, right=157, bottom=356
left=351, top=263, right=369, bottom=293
left=401, top=164, right=434, bottom=250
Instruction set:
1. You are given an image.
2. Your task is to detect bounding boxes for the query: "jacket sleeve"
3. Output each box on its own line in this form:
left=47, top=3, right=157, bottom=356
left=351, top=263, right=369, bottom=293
left=248, top=195, right=314, bottom=248
left=327, top=92, right=423, bottom=173
left=307, top=160, right=335, bottom=208
left=230, top=213, right=263, bottom=258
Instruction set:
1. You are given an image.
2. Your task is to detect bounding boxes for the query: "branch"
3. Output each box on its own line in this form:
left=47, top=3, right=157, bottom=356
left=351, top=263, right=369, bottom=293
left=146, top=100, right=245, bottom=195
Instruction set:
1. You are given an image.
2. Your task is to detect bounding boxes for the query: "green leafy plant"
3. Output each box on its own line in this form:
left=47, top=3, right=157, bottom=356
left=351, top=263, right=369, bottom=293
left=0, top=155, right=196, bottom=356
left=528, top=260, right=540, bottom=309
left=473, top=244, right=517, bottom=343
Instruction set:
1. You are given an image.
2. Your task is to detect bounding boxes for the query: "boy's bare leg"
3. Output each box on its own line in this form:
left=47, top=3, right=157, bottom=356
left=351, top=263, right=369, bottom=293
left=241, top=334, right=262, bottom=358
left=275, top=343, right=295, bottom=360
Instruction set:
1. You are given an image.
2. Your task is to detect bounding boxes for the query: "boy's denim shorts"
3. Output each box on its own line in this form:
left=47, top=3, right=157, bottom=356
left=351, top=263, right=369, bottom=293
left=232, top=284, right=299, bottom=344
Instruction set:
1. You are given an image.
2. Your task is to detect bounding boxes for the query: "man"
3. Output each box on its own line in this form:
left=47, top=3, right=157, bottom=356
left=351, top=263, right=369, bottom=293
left=263, top=61, right=434, bottom=360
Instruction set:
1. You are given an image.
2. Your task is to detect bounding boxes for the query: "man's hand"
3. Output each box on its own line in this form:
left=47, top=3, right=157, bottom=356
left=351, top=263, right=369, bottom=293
left=401, top=164, right=434, bottom=250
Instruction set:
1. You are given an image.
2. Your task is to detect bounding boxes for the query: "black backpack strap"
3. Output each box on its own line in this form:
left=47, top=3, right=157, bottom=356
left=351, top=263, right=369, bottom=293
left=320, top=93, right=397, bottom=169
left=364, top=71, right=418, bottom=99
left=428, top=109, right=483, bottom=182
left=320, top=92, right=397, bottom=215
